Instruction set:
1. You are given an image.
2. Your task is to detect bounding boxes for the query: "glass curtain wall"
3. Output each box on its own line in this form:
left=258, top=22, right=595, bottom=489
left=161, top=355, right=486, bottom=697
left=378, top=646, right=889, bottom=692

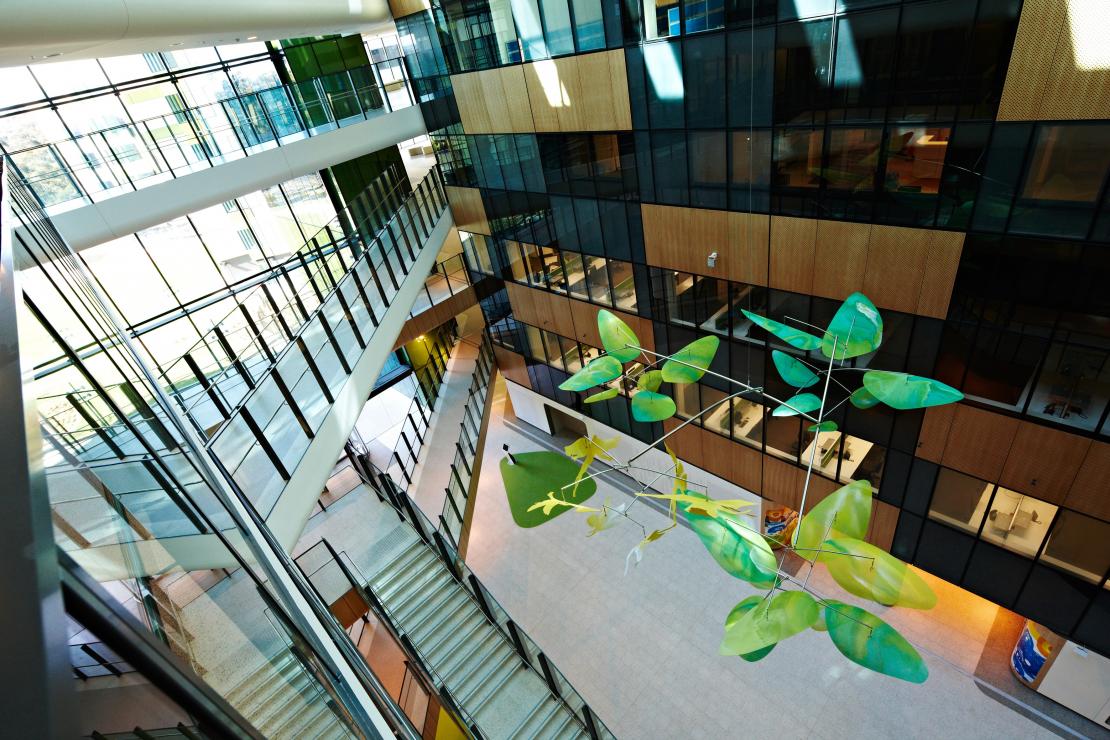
left=8, top=167, right=397, bottom=737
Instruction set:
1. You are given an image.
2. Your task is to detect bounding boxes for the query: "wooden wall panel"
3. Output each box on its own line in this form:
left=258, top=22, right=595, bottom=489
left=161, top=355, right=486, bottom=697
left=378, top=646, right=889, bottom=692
left=998, top=0, right=1110, bottom=121
left=520, top=51, right=632, bottom=132
left=768, top=216, right=817, bottom=294
left=867, top=500, right=900, bottom=552
left=940, top=405, right=1020, bottom=482
left=663, top=419, right=704, bottom=469
left=569, top=298, right=602, bottom=347
left=499, top=65, right=536, bottom=133
left=726, top=212, right=770, bottom=286
left=916, top=405, right=955, bottom=463
left=642, top=204, right=729, bottom=278
left=698, top=428, right=734, bottom=483
left=445, top=186, right=490, bottom=235
left=916, top=230, right=964, bottom=319
left=813, top=220, right=870, bottom=300
left=863, top=225, right=929, bottom=314
left=1000, top=424, right=1090, bottom=504
left=450, top=73, right=490, bottom=133
left=762, top=457, right=803, bottom=510
left=493, top=345, right=531, bottom=389
left=1066, top=442, right=1110, bottom=521
left=504, top=282, right=537, bottom=326
left=387, top=0, right=429, bottom=20
left=730, top=442, right=763, bottom=494
left=478, top=68, right=512, bottom=132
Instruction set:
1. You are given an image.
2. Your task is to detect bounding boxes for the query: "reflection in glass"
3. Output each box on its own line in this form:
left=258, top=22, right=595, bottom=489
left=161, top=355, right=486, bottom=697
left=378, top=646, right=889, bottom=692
left=730, top=397, right=763, bottom=448
left=1040, top=511, right=1110, bottom=584
left=927, top=467, right=991, bottom=535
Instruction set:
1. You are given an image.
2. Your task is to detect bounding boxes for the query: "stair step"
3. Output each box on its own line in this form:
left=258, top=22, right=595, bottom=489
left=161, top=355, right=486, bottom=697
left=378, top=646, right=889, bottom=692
left=437, top=629, right=502, bottom=682
left=452, top=644, right=516, bottom=704
left=422, top=610, right=486, bottom=664
left=509, top=697, right=560, bottom=739
left=377, top=550, right=441, bottom=604
left=388, top=562, right=453, bottom=618
left=407, top=590, right=472, bottom=644
left=371, top=545, right=433, bottom=595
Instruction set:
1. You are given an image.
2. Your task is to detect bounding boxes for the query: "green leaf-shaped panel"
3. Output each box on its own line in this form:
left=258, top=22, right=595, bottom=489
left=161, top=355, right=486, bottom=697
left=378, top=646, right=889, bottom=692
left=720, top=591, right=819, bottom=656
left=725, top=596, right=776, bottom=662
left=808, top=420, right=838, bottom=433
left=584, top=387, right=619, bottom=403
left=661, top=335, right=720, bottom=383
left=821, top=293, right=883, bottom=361
left=598, top=310, right=641, bottom=363
left=742, top=310, right=822, bottom=351
left=862, top=370, right=963, bottom=410
left=631, top=390, right=676, bottom=422
left=684, top=507, right=779, bottom=589
left=820, top=538, right=936, bottom=609
left=823, top=601, right=929, bottom=683
left=500, top=451, right=598, bottom=528
left=637, top=369, right=663, bottom=392
left=558, top=355, right=623, bottom=391
left=771, top=393, right=821, bottom=417
left=849, top=386, right=881, bottom=409
left=793, top=479, right=872, bottom=561
left=771, top=350, right=819, bottom=388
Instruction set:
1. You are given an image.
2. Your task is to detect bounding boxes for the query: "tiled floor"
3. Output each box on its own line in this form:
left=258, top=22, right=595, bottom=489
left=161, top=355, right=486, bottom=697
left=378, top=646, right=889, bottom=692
left=460, top=378, right=1071, bottom=739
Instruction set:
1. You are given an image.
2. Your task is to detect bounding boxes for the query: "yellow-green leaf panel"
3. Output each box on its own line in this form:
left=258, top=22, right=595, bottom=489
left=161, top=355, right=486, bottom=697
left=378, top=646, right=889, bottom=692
left=720, top=591, right=819, bottom=656
left=793, top=479, right=872, bottom=561
left=819, top=538, right=936, bottom=609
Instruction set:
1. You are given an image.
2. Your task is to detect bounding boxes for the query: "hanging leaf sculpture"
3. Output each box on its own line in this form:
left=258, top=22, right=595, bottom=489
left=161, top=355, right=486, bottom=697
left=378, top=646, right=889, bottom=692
left=637, top=369, right=663, bottom=392
left=584, top=387, right=619, bottom=403
left=725, top=596, right=777, bottom=662
left=823, top=601, right=929, bottom=683
left=771, top=393, right=821, bottom=417
left=504, top=296, right=961, bottom=683
left=631, top=390, right=676, bottom=422
left=598, top=309, right=641, bottom=363
left=685, top=506, right=779, bottom=589
left=558, top=355, right=623, bottom=391
left=849, top=386, right=881, bottom=409
left=661, top=335, right=720, bottom=383
left=821, top=292, right=883, bottom=360
left=819, top=538, right=937, bottom=609
left=771, top=349, right=819, bottom=388
left=862, top=370, right=964, bottom=410
left=720, top=591, right=819, bottom=656
left=742, top=309, right=822, bottom=350
left=793, top=479, right=872, bottom=560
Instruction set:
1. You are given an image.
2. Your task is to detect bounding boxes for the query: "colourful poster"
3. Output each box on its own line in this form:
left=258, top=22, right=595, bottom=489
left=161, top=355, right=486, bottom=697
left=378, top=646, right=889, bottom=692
left=1011, top=621, right=1053, bottom=686
left=763, top=506, right=798, bottom=550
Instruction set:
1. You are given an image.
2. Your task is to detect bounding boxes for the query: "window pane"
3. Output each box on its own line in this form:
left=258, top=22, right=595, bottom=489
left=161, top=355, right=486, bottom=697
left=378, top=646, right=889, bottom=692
left=540, top=0, right=575, bottom=55
left=609, top=259, right=637, bottom=311
left=30, top=59, right=109, bottom=96
left=731, top=397, right=764, bottom=448
left=1040, top=510, right=1110, bottom=584
left=926, top=467, right=991, bottom=535
left=979, top=487, right=1057, bottom=558
left=1009, top=124, right=1110, bottom=238
left=571, top=0, right=606, bottom=50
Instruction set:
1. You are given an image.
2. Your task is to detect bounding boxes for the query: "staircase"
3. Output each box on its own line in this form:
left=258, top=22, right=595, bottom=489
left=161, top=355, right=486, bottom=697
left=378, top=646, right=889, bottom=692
left=368, top=534, right=591, bottom=739
left=222, top=651, right=352, bottom=739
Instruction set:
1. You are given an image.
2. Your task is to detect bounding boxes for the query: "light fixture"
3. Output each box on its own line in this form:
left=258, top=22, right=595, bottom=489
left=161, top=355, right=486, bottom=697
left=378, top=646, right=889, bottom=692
left=247, top=36, right=258, bottom=40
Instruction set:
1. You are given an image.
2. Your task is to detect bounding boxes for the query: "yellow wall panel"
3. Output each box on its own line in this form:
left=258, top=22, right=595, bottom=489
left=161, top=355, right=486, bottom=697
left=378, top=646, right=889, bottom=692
left=812, top=220, right=870, bottom=301
left=522, top=62, right=563, bottom=131
left=768, top=216, right=816, bottom=293
left=445, top=186, right=490, bottom=235
left=917, top=230, right=964, bottom=318
left=387, top=0, right=429, bottom=20
left=998, top=0, right=1110, bottom=120
left=727, top=212, right=769, bottom=286
left=863, top=225, right=929, bottom=314
left=499, top=65, right=535, bottom=133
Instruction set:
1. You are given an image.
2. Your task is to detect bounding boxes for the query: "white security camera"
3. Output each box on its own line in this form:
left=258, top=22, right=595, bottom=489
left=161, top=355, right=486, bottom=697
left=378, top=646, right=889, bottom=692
left=707, top=251, right=718, bottom=268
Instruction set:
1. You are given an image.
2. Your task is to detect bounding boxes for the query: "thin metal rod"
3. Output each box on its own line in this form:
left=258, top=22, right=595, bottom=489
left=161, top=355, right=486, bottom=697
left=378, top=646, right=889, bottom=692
left=795, top=334, right=838, bottom=527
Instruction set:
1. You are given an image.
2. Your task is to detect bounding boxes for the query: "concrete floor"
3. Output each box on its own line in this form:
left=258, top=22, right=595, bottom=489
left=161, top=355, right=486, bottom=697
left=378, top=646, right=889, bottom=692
left=459, top=377, right=1074, bottom=739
